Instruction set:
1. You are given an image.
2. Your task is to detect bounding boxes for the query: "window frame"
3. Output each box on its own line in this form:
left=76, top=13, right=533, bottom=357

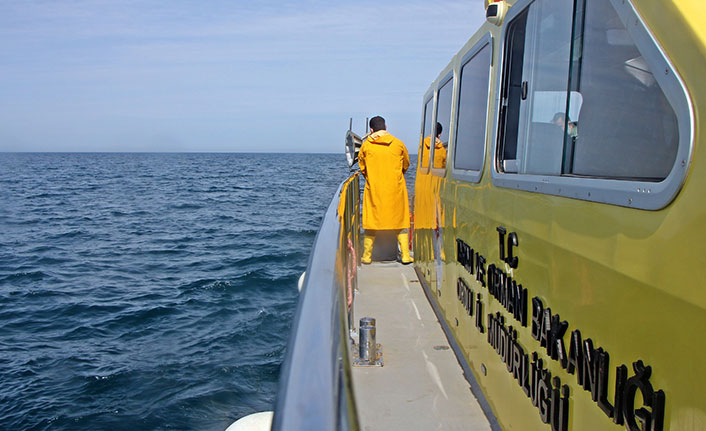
left=491, top=0, right=693, bottom=210
left=418, top=89, right=435, bottom=175
left=431, top=70, right=455, bottom=178
left=450, top=33, right=494, bottom=184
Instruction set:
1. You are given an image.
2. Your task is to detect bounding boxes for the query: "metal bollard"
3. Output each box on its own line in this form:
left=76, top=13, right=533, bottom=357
left=359, top=317, right=376, bottom=362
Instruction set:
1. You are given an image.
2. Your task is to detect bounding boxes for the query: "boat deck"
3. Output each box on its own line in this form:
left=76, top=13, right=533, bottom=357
left=351, top=262, right=492, bottom=431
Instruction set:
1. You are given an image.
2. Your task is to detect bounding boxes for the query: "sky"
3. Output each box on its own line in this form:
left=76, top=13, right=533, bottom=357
left=0, top=0, right=486, bottom=153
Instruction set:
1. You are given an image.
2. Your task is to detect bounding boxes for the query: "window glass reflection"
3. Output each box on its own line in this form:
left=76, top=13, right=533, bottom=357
left=420, top=98, right=434, bottom=168
left=432, top=79, right=453, bottom=169
left=569, top=0, right=678, bottom=180
left=518, top=0, right=574, bottom=175
left=454, top=44, right=491, bottom=172
left=497, top=0, right=679, bottom=181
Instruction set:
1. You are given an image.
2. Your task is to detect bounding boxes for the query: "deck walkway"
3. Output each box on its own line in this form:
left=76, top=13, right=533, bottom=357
left=351, top=262, right=492, bottom=431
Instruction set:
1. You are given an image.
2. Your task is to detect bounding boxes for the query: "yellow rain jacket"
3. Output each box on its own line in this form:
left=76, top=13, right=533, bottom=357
left=422, top=136, right=447, bottom=169
left=358, top=130, right=410, bottom=230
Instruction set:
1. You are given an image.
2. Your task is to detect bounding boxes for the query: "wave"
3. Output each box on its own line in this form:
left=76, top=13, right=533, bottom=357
left=178, top=278, right=232, bottom=292
left=0, top=153, right=350, bottom=431
left=0, top=271, right=48, bottom=283
left=48, top=229, right=89, bottom=240
left=25, top=192, right=64, bottom=199
left=170, top=203, right=204, bottom=210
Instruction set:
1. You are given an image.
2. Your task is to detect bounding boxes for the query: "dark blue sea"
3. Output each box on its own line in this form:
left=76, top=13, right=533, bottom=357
left=0, top=153, right=354, bottom=431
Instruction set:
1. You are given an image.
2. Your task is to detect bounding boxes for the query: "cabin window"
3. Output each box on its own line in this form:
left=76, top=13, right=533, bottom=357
left=498, top=9, right=528, bottom=169
left=499, top=0, right=576, bottom=175
left=494, top=0, right=690, bottom=209
left=420, top=98, right=434, bottom=169
left=454, top=42, right=492, bottom=175
left=567, top=0, right=678, bottom=179
left=432, top=77, right=453, bottom=170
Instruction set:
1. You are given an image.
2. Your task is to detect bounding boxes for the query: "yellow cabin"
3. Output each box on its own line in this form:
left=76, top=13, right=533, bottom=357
left=413, top=0, right=705, bottom=430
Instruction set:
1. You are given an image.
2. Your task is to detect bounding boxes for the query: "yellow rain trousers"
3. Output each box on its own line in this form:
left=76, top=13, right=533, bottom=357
left=361, top=231, right=413, bottom=264
left=358, top=130, right=411, bottom=231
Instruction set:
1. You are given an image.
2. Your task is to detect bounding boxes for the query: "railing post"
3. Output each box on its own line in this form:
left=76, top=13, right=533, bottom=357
left=343, top=173, right=360, bottom=341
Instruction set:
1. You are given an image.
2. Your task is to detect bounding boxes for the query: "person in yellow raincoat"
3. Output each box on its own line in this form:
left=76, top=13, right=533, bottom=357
left=422, top=122, right=446, bottom=169
left=358, top=116, right=413, bottom=264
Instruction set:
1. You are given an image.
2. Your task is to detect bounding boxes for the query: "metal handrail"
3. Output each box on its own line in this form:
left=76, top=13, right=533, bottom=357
left=272, top=173, right=360, bottom=431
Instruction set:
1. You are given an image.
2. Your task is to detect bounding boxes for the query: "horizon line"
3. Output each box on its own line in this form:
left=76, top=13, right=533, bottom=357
left=1, top=151, right=420, bottom=155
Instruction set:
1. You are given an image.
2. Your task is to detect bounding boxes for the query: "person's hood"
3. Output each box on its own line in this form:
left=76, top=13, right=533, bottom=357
left=367, top=130, right=395, bottom=146
left=424, top=136, right=444, bottom=149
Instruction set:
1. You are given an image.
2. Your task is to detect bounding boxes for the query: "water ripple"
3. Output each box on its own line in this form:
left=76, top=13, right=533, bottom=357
left=0, top=153, right=355, bottom=431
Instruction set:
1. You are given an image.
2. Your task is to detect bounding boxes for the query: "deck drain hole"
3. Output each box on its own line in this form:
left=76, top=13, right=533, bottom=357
left=433, top=345, right=450, bottom=351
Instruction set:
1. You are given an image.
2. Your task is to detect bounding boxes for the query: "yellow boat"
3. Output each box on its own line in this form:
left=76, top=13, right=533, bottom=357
left=267, top=0, right=706, bottom=430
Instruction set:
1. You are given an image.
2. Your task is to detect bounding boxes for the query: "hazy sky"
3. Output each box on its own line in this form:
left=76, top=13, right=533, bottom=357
left=0, top=0, right=486, bottom=153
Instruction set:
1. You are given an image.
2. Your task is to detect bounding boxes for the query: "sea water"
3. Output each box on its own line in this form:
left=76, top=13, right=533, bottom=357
left=0, top=153, right=357, bottom=430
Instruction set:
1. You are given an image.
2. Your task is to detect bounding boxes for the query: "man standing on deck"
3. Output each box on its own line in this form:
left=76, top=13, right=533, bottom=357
left=358, top=116, right=413, bottom=264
